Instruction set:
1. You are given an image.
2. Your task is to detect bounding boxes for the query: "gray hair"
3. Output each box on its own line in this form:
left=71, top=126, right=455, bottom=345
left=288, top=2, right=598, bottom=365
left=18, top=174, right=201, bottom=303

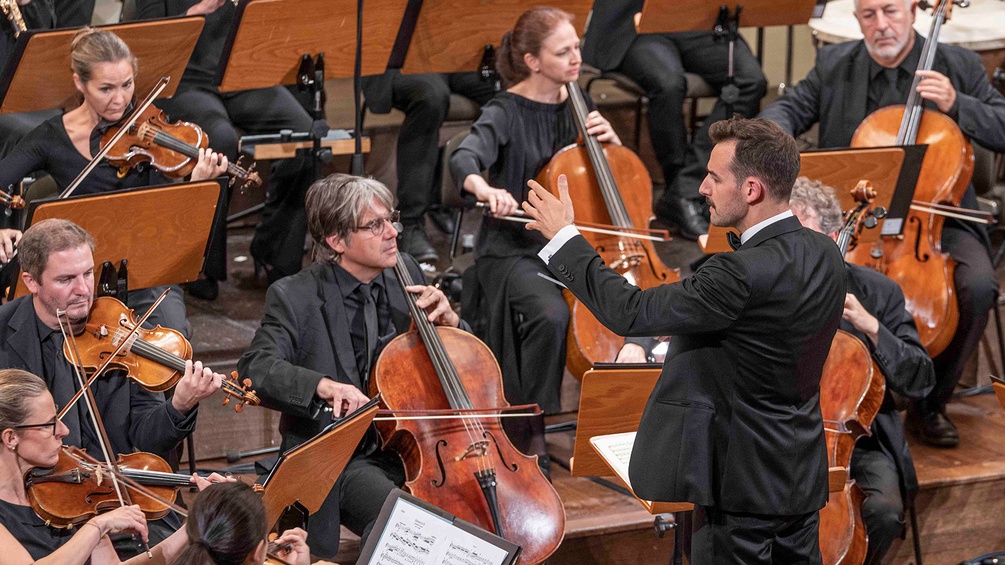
left=19, top=219, right=95, bottom=281
left=305, top=174, right=395, bottom=263
left=0, top=369, right=49, bottom=431
left=790, top=177, right=844, bottom=235
left=853, top=0, right=914, bottom=12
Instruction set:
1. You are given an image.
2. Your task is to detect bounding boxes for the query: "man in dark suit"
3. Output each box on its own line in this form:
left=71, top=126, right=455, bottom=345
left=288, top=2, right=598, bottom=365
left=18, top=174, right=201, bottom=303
left=0, top=219, right=221, bottom=460
left=790, top=178, right=934, bottom=565
left=582, top=0, right=766, bottom=239
left=238, top=174, right=462, bottom=558
left=523, top=116, right=845, bottom=563
left=760, top=0, right=1005, bottom=448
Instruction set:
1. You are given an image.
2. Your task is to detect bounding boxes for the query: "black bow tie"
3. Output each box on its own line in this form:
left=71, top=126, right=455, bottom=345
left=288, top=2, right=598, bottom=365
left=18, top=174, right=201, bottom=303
left=727, top=231, right=742, bottom=251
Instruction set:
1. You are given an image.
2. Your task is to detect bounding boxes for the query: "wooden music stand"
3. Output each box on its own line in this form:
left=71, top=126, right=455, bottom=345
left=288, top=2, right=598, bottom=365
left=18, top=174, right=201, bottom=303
left=0, top=17, right=204, bottom=114
left=701, top=146, right=913, bottom=253
left=259, top=399, right=379, bottom=529
left=12, top=181, right=222, bottom=298
left=393, top=0, right=593, bottom=74
left=991, top=376, right=1005, bottom=412
left=573, top=367, right=691, bottom=514
left=215, top=0, right=406, bottom=92
left=636, top=0, right=818, bottom=34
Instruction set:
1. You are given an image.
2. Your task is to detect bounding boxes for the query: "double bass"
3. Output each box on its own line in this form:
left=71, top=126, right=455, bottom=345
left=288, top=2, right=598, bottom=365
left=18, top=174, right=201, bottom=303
left=371, top=253, right=565, bottom=565
left=536, top=82, right=680, bottom=377
left=847, top=0, right=971, bottom=357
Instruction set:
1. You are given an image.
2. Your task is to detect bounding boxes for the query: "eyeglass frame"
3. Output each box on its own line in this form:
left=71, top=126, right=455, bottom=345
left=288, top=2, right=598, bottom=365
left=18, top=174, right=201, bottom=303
left=353, top=210, right=400, bottom=237
left=11, top=416, right=58, bottom=436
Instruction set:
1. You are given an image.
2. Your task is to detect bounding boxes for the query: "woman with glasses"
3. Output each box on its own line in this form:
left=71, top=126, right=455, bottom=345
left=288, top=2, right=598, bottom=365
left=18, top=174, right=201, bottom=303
left=0, top=368, right=196, bottom=564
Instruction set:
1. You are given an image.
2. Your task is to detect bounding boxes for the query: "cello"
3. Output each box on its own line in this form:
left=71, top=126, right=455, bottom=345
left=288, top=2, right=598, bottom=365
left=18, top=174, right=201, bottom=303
left=536, top=82, right=680, bottom=378
left=847, top=0, right=972, bottom=357
left=371, top=252, right=566, bottom=565
left=818, top=183, right=888, bottom=565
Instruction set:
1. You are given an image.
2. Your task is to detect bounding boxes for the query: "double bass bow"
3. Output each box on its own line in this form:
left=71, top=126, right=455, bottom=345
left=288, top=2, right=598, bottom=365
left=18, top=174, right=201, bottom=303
left=848, top=0, right=972, bottom=357
left=371, top=252, right=565, bottom=565
left=535, top=81, right=680, bottom=378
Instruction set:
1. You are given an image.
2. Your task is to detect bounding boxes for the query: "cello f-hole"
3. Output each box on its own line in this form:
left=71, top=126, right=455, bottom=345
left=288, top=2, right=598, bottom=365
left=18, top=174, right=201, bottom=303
left=909, top=216, right=930, bottom=262
left=432, top=439, right=449, bottom=488
left=484, top=430, right=519, bottom=472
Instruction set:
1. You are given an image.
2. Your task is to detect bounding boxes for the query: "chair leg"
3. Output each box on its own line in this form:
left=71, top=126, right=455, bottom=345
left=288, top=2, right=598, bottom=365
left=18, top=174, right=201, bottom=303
left=186, top=433, right=197, bottom=475
left=909, top=501, right=923, bottom=565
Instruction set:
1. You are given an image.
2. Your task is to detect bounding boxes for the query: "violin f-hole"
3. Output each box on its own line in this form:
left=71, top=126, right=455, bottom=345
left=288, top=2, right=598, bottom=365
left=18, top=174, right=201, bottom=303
left=909, top=216, right=930, bottom=263
left=484, top=430, right=518, bottom=472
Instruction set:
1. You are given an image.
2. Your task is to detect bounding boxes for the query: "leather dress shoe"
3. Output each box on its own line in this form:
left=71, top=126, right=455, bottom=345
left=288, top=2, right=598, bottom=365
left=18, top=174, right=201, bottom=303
left=906, top=404, right=960, bottom=448
left=185, top=277, right=218, bottom=301
left=655, top=198, right=709, bottom=241
left=427, top=206, right=457, bottom=235
left=398, top=223, right=438, bottom=263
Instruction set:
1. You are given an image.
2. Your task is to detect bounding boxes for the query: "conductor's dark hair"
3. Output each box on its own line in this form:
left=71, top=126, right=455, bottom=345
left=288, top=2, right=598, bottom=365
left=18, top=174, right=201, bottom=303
left=708, top=116, right=801, bottom=203
left=173, top=482, right=268, bottom=565
left=496, top=7, right=574, bottom=85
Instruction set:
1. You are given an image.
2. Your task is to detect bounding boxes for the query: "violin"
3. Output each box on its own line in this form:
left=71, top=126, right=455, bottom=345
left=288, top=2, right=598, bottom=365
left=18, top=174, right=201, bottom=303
left=25, top=448, right=185, bottom=528
left=847, top=0, right=970, bottom=357
left=535, top=82, right=679, bottom=378
left=371, top=252, right=566, bottom=565
left=101, top=104, right=262, bottom=192
left=63, top=296, right=259, bottom=410
left=818, top=186, right=887, bottom=565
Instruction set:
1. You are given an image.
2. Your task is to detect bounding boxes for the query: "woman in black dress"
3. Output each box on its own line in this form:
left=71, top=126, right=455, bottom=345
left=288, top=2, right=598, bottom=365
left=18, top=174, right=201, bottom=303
left=449, top=7, right=620, bottom=464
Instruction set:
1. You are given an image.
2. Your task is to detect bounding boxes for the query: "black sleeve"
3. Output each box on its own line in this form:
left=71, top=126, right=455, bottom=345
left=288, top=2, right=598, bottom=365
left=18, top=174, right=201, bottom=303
left=449, top=101, right=510, bottom=192
left=952, top=49, right=1005, bottom=153
left=133, top=0, right=172, bottom=20
left=127, top=386, right=197, bottom=457
left=21, top=0, right=57, bottom=28
left=0, top=122, right=52, bottom=191
left=866, top=283, right=935, bottom=399
left=759, top=50, right=825, bottom=137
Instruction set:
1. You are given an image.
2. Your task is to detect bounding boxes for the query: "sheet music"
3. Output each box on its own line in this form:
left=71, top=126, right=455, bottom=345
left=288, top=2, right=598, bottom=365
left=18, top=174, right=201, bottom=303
left=366, top=497, right=510, bottom=565
left=589, top=431, right=637, bottom=488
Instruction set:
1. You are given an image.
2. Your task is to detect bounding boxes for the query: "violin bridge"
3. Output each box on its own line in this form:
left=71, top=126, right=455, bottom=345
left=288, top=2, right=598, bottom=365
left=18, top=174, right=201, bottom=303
left=455, top=440, right=490, bottom=462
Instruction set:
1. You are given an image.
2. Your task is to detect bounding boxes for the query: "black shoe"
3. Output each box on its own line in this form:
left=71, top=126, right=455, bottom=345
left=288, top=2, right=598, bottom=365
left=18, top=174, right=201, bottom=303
left=398, top=223, right=438, bottom=263
left=427, top=206, right=457, bottom=235
left=185, top=277, right=218, bottom=301
left=906, top=404, right=960, bottom=448
left=655, top=198, right=709, bottom=241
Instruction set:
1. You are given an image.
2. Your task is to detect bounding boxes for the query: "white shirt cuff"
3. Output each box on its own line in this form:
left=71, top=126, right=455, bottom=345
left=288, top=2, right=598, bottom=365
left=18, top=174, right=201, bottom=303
left=538, top=225, right=581, bottom=264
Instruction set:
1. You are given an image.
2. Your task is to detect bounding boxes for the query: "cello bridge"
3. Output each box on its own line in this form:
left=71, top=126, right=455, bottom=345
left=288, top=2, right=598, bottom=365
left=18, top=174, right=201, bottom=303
left=455, top=440, right=490, bottom=462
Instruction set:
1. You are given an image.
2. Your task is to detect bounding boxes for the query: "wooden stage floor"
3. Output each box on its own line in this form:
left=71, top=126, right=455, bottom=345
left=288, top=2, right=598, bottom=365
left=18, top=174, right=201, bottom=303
left=182, top=224, right=1005, bottom=564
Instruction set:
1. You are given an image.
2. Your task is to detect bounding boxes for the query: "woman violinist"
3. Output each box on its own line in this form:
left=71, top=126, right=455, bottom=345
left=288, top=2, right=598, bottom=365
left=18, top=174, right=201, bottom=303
left=0, top=27, right=227, bottom=333
left=0, top=368, right=195, bottom=564
left=448, top=7, right=620, bottom=465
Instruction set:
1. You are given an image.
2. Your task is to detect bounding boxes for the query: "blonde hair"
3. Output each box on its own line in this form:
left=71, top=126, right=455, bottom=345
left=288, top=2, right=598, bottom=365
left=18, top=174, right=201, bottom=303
left=70, top=27, right=138, bottom=83
left=0, top=369, right=49, bottom=431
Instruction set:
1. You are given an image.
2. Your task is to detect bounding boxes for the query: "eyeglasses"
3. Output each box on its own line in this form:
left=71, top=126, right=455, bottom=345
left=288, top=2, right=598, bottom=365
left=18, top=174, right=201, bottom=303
left=353, top=210, right=400, bottom=237
left=12, top=416, right=58, bottom=436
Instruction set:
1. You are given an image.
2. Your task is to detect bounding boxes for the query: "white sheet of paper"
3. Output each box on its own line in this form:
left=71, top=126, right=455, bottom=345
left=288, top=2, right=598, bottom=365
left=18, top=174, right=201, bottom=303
left=589, top=431, right=637, bottom=488
left=366, top=497, right=511, bottom=565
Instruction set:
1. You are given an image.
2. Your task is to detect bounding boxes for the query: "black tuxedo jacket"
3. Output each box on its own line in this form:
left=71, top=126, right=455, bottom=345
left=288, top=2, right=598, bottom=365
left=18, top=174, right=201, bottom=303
left=237, top=257, right=429, bottom=452
left=0, top=296, right=196, bottom=458
left=759, top=35, right=1005, bottom=153
left=548, top=216, right=845, bottom=514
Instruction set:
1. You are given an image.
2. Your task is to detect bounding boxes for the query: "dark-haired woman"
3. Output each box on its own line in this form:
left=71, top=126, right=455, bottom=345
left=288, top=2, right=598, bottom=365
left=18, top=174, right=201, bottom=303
left=175, top=482, right=314, bottom=565
left=0, top=368, right=192, bottom=564
left=448, top=7, right=619, bottom=465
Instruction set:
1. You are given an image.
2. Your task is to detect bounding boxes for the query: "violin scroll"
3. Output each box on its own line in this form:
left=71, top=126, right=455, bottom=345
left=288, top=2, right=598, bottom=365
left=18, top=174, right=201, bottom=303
left=223, top=371, right=260, bottom=412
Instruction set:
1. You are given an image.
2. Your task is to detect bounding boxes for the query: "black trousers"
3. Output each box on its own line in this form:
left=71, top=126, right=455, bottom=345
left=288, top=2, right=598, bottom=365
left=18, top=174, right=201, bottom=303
left=306, top=447, right=405, bottom=558
left=928, top=224, right=998, bottom=411
left=692, top=505, right=823, bottom=565
left=54, top=0, right=93, bottom=26
left=617, top=31, right=766, bottom=200
left=156, top=85, right=314, bottom=280
left=850, top=438, right=905, bottom=565
left=381, top=72, right=496, bottom=225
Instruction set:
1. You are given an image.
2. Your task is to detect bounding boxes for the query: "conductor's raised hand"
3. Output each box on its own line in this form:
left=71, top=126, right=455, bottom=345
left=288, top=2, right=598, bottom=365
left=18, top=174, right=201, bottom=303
left=523, top=174, right=574, bottom=240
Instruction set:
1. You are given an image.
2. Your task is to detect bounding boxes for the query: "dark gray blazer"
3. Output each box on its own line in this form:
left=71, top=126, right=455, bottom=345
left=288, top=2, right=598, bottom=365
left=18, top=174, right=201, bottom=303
left=237, top=257, right=428, bottom=452
left=547, top=216, right=845, bottom=514
left=580, top=0, right=644, bottom=71
left=0, top=296, right=196, bottom=458
left=759, top=34, right=1005, bottom=152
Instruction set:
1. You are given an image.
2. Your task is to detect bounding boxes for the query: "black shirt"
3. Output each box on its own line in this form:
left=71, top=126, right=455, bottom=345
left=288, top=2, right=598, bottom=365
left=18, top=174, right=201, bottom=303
left=0, top=113, right=167, bottom=194
left=866, top=39, right=923, bottom=116
left=133, top=0, right=237, bottom=89
left=0, top=498, right=80, bottom=562
left=331, top=262, right=395, bottom=387
left=449, top=91, right=595, bottom=258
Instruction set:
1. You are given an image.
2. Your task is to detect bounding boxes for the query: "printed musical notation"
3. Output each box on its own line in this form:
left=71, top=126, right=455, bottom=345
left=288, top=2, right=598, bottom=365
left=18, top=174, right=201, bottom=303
left=369, top=498, right=509, bottom=565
